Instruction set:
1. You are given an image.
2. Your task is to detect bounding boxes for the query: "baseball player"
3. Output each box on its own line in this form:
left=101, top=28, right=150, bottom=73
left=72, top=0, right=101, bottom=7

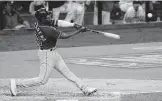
left=10, top=8, right=97, bottom=96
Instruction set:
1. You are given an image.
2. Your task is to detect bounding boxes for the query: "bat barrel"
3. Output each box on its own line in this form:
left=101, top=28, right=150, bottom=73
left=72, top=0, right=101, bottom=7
left=103, top=32, right=120, bottom=39
left=87, top=29, right=120, bottom=39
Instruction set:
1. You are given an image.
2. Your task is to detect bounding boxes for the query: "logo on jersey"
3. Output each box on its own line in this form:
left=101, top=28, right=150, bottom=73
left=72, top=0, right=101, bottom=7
left=34, top=23, right=46, bottom=46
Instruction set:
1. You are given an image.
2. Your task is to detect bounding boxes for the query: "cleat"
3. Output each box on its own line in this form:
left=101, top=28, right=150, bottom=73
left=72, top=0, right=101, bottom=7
left=10, top=79, right=17, bottom=96
left=80, top=85, right=97, bottom=96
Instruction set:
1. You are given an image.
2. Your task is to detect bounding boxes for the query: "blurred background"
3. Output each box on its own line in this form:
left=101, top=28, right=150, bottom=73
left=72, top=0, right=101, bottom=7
left=0, top=0, right=162, bottom=30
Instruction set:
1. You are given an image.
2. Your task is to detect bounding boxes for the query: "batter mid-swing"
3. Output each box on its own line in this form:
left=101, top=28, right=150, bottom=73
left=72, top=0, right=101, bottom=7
left=10, top=8, right=97, bottom=96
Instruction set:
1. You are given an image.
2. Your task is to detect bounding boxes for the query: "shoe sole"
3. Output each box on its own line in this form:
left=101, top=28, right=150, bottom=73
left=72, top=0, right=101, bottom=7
left=85, top=89, right=98, bottom=96
left=10, top=79, right=17, bottom=96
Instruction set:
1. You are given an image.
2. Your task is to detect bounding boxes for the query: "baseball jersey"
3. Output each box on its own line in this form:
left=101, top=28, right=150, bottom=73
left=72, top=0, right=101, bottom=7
left=34, top=19, right=62, bottom=50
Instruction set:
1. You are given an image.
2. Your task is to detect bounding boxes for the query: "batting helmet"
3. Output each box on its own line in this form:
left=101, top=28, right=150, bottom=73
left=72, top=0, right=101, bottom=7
left=133, top=0, right=141, bottom=4
left=35, top=8, right=51, bottom=22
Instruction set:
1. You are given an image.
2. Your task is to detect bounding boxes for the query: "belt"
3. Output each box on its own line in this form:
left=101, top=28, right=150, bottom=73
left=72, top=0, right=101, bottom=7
left=40, top=47, right=56, bottom=51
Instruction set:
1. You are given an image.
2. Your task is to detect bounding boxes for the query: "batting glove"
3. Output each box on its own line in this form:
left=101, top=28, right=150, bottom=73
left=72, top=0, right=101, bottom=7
left=78, top=27, right=88, bottom=32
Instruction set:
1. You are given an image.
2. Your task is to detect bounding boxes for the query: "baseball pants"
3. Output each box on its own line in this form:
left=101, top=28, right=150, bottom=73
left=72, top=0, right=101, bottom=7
left=15, top=49, right=83, bottom=89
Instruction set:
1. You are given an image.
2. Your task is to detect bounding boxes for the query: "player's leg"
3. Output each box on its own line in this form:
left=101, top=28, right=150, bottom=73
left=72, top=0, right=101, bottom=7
left=16, top=50, right=54, bottom=87
left=54, top=51, right=97, bottom=95
left=54, top=51, right=83, bottom=88
left=11, top=50, right=54, bottom=95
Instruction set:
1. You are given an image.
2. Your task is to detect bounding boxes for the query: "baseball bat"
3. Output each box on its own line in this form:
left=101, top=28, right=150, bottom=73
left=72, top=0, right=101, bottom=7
left=86, top=29, right=120, bottom=39
left=74, top=24, right=120, bottom=39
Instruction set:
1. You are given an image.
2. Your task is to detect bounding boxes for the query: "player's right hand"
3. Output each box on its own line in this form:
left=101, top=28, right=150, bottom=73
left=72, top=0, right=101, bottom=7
left=74, top=24, right=82, bottom=29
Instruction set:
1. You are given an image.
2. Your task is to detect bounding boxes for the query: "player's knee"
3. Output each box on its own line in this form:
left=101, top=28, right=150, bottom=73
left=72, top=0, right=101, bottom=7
left=37, top=77, right=48, bottom=85
left=40, top=80, right=47, bottom=85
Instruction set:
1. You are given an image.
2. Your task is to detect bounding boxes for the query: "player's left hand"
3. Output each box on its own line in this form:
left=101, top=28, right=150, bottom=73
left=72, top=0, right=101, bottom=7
left=78, top=27, right=88, bottom=32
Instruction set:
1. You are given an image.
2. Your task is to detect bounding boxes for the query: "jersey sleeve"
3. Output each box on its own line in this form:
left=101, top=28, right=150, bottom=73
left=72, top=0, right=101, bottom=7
left=47, top=19, right=74, bottom=27
left=51, top=27, right=62, bottom=39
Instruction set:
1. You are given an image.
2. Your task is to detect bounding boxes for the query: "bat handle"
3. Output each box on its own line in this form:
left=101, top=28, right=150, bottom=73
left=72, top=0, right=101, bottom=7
left=86, top=28, right=91, bottom=31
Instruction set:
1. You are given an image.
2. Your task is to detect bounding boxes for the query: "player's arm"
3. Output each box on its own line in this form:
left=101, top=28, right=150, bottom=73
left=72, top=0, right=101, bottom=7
left=50, top=19, right=82, bottom=28
left=59, top=27, right=87, bottom=39
left=57, top=20, right=74, bottom=27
